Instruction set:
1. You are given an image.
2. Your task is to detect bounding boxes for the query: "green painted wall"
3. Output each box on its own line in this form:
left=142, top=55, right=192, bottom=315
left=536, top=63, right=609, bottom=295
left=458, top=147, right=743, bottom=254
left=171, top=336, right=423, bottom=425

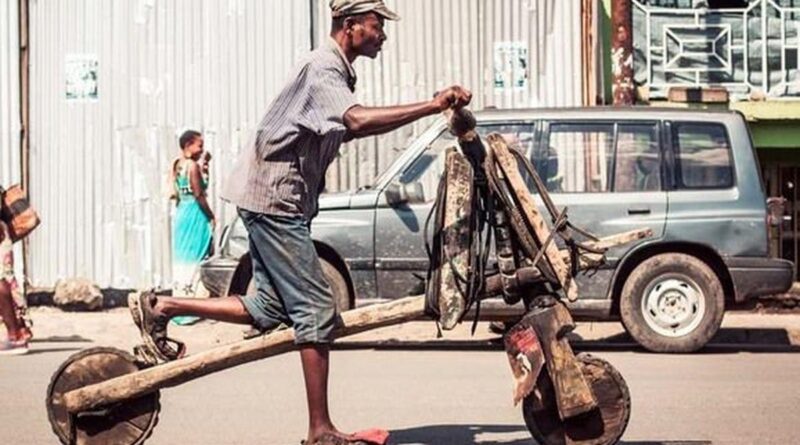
left=750, top=122, right=800, bottom=149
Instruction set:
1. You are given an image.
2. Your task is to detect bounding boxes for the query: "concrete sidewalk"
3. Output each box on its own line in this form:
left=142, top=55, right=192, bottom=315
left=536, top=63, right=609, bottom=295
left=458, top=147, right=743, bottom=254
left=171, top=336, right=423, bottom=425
left=15, top=307, right=800, bottom=354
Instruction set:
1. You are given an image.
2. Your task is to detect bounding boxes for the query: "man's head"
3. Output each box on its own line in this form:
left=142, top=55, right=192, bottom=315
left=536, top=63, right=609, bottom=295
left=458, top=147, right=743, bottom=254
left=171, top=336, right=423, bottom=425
left=330, top=0, right=400, bottom=59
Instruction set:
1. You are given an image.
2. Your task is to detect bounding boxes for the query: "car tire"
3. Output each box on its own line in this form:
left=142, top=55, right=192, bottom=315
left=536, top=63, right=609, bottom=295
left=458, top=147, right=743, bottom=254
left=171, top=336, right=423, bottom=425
left=245, top=257, right=352, bottom=313
left=620, top=253, right=724, bottom=353
left=319, top=257, right=352, bottom=313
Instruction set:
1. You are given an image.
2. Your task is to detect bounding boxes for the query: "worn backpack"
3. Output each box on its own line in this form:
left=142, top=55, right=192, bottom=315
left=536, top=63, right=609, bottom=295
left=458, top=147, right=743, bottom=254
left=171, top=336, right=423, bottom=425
left=0, top=184, right=41, bottom=242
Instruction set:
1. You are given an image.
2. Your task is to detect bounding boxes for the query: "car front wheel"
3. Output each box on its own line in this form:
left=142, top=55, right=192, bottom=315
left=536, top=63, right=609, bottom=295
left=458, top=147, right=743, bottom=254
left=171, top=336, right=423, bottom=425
left=620, top=253, right=724, bottom=353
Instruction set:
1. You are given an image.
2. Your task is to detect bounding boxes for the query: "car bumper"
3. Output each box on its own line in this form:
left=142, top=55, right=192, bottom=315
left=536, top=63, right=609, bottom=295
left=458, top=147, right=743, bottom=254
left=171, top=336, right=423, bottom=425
left=199, top=256, right=239, bottom=297
left=725, top=257, right=795, bottom=302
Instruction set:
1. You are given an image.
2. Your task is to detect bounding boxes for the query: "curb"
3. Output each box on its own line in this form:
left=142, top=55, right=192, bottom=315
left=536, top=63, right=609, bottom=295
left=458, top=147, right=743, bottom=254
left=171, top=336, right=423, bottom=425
left=333, top=334, right=800, bottom=352
left=26, top=287, right=800, bottom=313
left=27, top=288, right=168, bottom=311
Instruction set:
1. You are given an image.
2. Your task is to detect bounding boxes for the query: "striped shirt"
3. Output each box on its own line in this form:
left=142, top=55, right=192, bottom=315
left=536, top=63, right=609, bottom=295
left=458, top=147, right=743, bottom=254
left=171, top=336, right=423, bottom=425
left=222, top=38, right=359, bottom=220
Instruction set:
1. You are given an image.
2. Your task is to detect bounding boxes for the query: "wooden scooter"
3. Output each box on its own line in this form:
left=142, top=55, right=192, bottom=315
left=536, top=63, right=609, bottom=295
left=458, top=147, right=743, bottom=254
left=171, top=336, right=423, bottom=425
left=45, top=109, right=646, bottom=445
left=430, top=108, right=640, bottom=444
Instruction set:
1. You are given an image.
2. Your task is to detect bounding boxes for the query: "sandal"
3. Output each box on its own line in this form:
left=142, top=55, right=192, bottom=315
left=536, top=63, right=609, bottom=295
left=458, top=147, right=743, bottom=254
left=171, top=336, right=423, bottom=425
left=128, top=291, right=186, bottom=363
left=17, top=325, right=33, bottom=343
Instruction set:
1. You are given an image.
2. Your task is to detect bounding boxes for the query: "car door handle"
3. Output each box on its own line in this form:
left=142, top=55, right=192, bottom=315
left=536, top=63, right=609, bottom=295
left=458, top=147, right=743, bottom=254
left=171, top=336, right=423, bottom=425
left=627, top=207, right=651, bottom=215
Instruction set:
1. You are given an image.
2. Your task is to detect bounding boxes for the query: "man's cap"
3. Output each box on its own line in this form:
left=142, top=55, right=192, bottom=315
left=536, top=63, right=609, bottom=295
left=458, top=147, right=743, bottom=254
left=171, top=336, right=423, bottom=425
left=329, top=0, right=401, bottom=21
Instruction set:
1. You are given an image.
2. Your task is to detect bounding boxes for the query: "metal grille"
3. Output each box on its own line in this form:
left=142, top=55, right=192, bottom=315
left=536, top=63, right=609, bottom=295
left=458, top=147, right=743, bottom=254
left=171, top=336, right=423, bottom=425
left=634, top=0, right=800, bottom=99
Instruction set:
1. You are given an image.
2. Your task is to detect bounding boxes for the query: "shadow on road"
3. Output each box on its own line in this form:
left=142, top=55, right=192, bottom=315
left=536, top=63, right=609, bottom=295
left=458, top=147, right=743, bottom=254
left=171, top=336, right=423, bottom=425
left=338, top=327, right=799, bottom=354
left=389, top=424, right=530, bottom=444
left=572, top=328, right=800, bottom=354
left=340, top=328, right=800, bottom=354
left=388, top=426, right=712, bottom=445
left=31, top=335, right=93, bottom=343
left=621, top=442, right=711, bottom=445
left=25, top=347, right=84, bottom=355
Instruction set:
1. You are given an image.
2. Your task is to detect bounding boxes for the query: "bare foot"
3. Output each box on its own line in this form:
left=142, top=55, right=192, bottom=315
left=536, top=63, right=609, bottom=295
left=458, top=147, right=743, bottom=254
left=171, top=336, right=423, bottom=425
left=305, top=427, right=389, bottom=444
left=306, top=426, right=351, bottom=445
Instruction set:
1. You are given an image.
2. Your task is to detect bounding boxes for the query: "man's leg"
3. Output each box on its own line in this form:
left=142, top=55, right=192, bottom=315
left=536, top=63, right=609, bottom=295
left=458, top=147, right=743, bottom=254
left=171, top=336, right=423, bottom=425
left=152, top=295, right=253, bottom=325
left=0, top=280, right=22, bottom=338
left=0, top=229, right=29, bottom=342
left=251, top=214, right=343, bottom=443
left=0, top=280, right=29, bottom=354
left=142, top=209, right=292, bottom=335
left=301, top=344, right=340, bottom=442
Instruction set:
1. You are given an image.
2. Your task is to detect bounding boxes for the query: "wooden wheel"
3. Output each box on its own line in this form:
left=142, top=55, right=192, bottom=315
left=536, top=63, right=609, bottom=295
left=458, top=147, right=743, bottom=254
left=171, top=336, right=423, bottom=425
left=46, top=347, right=160, bottom=445
left=522, top=353, right=631, bottom=445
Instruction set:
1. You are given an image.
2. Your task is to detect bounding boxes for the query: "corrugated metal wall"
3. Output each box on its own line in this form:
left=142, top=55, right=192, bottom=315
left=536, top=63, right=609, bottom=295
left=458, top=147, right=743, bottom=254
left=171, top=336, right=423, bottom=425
left=27, top=0, right=584, bottom=289
left=314, top=0, right=584, bottom=192
left=1, top=0, right=21, bottom=186
left=28, top=0, right=311, bottom=288
left=0, top=0, right=25, bottom=285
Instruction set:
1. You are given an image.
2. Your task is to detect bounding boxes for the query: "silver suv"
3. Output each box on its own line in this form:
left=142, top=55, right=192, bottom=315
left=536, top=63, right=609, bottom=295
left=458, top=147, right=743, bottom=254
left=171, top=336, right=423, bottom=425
left=201, top=107, right=794, bottom=352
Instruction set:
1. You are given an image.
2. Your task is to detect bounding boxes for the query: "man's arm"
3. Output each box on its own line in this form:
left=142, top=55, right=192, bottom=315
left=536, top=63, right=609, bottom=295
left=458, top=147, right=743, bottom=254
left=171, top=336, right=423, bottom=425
left=343, top=85, right=471, bottom=141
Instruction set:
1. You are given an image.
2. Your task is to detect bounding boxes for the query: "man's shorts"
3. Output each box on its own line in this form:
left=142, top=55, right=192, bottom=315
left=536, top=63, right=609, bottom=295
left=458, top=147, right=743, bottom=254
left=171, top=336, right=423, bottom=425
left=237, top=209, right=338, bottom=344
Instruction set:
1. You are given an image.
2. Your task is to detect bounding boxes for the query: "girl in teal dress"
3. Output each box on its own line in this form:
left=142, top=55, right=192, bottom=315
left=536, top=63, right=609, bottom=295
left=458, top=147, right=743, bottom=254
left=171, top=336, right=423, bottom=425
left=170, top=130, right=215, bottom=325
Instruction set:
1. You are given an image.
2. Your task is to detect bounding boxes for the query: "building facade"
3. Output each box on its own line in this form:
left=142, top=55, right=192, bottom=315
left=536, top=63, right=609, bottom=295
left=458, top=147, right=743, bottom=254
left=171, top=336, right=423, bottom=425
left=618, top=0, right=800, bottom=276
left=0, top=0, right=593, bottom=290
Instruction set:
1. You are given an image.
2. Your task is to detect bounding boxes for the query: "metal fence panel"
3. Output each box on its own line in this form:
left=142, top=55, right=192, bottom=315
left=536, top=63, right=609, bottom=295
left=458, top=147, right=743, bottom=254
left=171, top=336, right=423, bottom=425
left=633, top=0, right=800, bottom=100
left=28, top=0, right=311, bottom=288
left=1, top=0, right=21, bottom=186
left=313, top=0, right=584, bottom=192
left=0, top=0, right=25, bottom=286
left=27, top=0, right=583, bottom=289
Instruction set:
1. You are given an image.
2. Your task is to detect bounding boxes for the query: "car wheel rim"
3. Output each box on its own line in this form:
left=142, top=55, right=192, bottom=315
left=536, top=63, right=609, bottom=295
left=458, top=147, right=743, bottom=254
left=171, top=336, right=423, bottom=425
left=641, top=277, right=705, bottom=338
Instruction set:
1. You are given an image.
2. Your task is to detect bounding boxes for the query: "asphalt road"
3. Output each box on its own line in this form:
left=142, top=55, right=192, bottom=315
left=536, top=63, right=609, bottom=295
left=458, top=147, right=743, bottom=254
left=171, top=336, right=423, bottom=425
left=3, top=342, right=799, bottom=445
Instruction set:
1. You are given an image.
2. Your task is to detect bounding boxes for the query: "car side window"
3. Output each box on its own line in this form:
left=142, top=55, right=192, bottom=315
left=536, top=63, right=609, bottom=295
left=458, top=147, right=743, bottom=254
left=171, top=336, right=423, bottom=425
left=541, top=123, right=614, bottom=193
left=397, top=130, right=457, bottom=203
left=476, top=123, right=537, bottom=155
left=614, top=124, right=661, bottom=192
left=397, top=123, right=535, bottom=203
left=673, top=123, right=734, bottom=189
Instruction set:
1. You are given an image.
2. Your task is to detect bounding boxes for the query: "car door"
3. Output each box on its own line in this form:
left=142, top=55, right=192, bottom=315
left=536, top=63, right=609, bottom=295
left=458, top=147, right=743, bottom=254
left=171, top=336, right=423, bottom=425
left=664, top=121, right=760, bottom=256
left=535, top=120, right=668, bottom=298
left=373, top=121, right=537, bottom=299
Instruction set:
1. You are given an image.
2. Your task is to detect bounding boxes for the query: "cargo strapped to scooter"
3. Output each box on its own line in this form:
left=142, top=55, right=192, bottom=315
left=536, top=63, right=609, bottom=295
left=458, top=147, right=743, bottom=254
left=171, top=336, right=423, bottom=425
left=425, top=108, right=612, bottom=331
left=424, top=147, right=491, bottom=330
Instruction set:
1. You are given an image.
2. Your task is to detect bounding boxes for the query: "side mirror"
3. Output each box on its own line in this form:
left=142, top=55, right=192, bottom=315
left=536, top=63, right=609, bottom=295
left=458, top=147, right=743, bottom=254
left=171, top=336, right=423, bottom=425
left=385, top=182, right=425, bottom=207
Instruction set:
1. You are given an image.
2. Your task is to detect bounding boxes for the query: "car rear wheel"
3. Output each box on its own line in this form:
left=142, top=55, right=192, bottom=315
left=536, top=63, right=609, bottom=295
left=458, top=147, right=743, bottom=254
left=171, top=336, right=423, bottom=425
left=245, top=257, right=352, bottom=313
left=620, top=253, right=724, bottom=353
